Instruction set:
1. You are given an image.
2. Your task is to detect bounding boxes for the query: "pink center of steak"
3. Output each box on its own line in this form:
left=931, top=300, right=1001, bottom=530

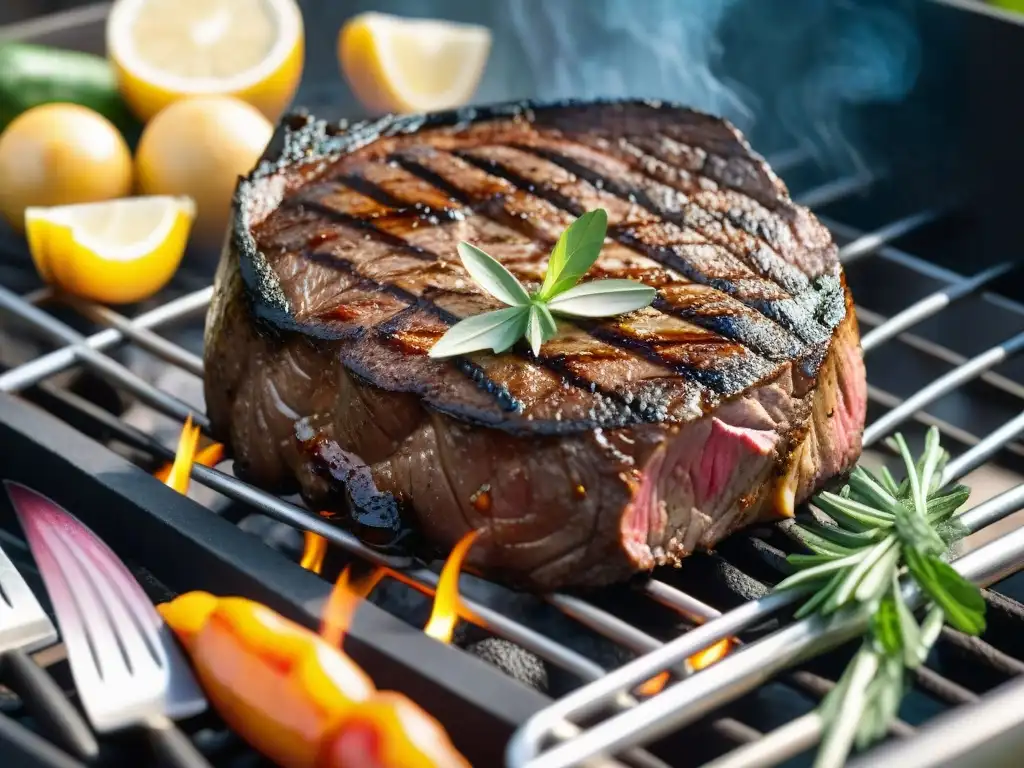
left=623, top=417, right=779, bottom=568
left=622, top=317, right=867, bottom=572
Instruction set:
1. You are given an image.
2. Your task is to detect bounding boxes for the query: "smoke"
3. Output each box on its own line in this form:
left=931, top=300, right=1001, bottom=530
left=501, top=0, right=754, bottom=131
left=770, top=0, right=923, bottom=173
left=493, top=0, right=921, bottom=173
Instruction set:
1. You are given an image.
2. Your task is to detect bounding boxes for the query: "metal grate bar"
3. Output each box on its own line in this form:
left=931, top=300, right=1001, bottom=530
left=0, top=286, right=211, bottom=392
left=944, top=410, right=1024, bottom=483
left=860, top=263, right=1015, bottom=352
left=838, top=209, right=942, bottom=264
left=865, top=383, right=1010, bottom=458
left=765, top=148, right=813, bottom=175
left=863, top=331, right=1024, bottom=446
left=68, top=298, right=204, bottom=377
left=701, top=714, right=821, bottom=768
left=794, top=173, right=875, bottom=209
left=0, top=284, right=208, bottom=428
left=546, top=593, right=666, bottom=656
left=640, top=580, right=720, bottom=624
left=858, top=307, right=1024, bottom=407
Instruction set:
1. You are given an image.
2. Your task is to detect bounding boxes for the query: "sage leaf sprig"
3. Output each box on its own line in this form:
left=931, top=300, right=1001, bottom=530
left=774, top=427, right=984, bottom=768
left=428, top=209, right=656, bottom=358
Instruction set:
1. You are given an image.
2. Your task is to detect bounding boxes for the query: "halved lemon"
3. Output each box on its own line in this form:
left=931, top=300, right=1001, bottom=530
left=26, top=196, right=196, bottom=305
left=106, top=0, right=304, bottom=122
left=339, top=12, right=492, bottom=114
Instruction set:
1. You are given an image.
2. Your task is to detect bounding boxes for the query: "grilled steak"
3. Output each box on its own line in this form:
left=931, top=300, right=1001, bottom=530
left=205, top=100, right=867, bottom=591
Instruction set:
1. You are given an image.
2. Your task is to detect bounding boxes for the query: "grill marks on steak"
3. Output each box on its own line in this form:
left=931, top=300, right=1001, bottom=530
left=278, top=152, right=788, bottom=401
left=272, top=167, right=778, bottom=411
left=208, top=101, right=867, bottom=590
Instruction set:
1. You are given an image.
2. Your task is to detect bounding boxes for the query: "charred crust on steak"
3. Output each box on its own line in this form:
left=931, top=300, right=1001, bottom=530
left=295, top=418, right=414, bottom=551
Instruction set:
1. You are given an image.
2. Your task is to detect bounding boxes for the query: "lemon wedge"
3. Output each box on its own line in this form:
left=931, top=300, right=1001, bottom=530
left=106, top=0, right=304, bottom=122
left=339, top=12, right=491, bottom=114
left=26, top=196, right=195, bottom=305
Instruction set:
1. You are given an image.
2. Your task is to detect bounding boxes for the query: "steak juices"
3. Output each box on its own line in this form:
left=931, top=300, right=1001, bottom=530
left=204, top=100, right=866, bottom=591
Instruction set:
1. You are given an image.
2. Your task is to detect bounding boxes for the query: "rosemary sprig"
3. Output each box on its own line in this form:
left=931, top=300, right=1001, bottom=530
left=428, top=209, right=656, bottom=358
left=774, top=427, right=984, bottom=768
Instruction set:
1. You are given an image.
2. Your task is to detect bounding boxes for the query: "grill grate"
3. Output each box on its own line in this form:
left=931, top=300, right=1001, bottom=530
left=0, top=154, right=1023, bottom=768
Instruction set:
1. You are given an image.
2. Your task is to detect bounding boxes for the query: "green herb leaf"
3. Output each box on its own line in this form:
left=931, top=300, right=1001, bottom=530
left=926, top=486, right=971, bottom=524
left=456, top=242, right=531, bottom=307
left=845, top=467, right=903, bottom=516
left=794, top=568, right=846, bottom=619
left=853, top=541, right=901, bottom=606
left=854, top=654, right=904, bottom=750
left=823, top=536, right=898, bottom=614
left=432, top=209, right=657, bottom=358
left=814, top=492, right=895, bottom=531
left=814, top=648, right=882, bottom=768
left=775, top=550, right=868, bottom=594
left=871, top=597, right=902, bottom=656
left=787, top=524, right=860, bottom=557
left=538, top=209, right=609, bottom=300
left=906, top=550, right=987, bottom=635
left=546, top=278, right=656, bottom=318
left=526, top=302, right=558, bottom=357
left=878, top=466, right=901, bottom=496
left=427, top=306, right=529, bottom=359
left=895, top=500, right=946, bottom=558
left=892, top=582, right=926, bottom=668
left=775, top=429, right=982, bottom=768
left=790, top=520, right=888, bottom=550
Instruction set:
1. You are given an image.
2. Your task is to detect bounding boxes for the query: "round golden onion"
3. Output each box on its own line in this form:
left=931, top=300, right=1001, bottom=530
left=135, top=95, right=273, bottom=244
left=0, top=103, right=133, bottom=232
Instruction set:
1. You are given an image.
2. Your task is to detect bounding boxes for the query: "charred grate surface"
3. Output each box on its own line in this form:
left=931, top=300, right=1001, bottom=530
left=2, top=141, right=1024, bottom=768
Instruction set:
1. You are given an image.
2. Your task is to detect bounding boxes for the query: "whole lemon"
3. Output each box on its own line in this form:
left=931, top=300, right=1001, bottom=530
left=135, top=96, right=273, bottom=245
left=0, top=103, right=133, bottom=232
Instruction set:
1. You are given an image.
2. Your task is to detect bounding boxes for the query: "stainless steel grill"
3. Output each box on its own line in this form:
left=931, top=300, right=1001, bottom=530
left=4, top=2, right=1024, bottom=765
left=2, top=147, right=1024, bottom=767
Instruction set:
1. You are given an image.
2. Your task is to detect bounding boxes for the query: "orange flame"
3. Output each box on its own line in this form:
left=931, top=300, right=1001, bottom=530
left=423, top=530, right=480, bottom=644
left=155, top=419, right=224, bottom=489
left=300, top=532, right=328, bottom=574
left=690, top=637, right=733, bottom=671
left=160, top=415, right=201, bottom=493
left=636, top=671, right=670, bottom=697
left=319, top=565, right=361, bottom=647
left=316, top=566, right=385, bottom=646
left=636, top=638, right=734, bottom=696
left=349, top=567, right=386, bottom=599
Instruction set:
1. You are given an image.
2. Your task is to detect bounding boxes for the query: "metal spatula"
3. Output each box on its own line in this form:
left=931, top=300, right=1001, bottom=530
left=4, top=481, right=211, bottom=768
left=0, top=538, right=97, bottom=760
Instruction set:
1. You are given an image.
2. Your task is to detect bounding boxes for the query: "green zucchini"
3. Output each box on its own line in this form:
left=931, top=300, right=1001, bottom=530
left=0, top=43, right=141, bottom=142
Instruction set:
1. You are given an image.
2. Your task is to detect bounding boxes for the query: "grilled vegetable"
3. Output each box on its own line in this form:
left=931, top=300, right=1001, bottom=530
left=0, top=43, right=139, bottom=139
left=159, top=591, right=469, bottom=768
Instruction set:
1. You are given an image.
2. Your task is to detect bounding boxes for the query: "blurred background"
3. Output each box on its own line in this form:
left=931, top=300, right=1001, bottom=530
left=3, top=0, right=1024, bottom=287
left=0, top=0, right=954, bottom=173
